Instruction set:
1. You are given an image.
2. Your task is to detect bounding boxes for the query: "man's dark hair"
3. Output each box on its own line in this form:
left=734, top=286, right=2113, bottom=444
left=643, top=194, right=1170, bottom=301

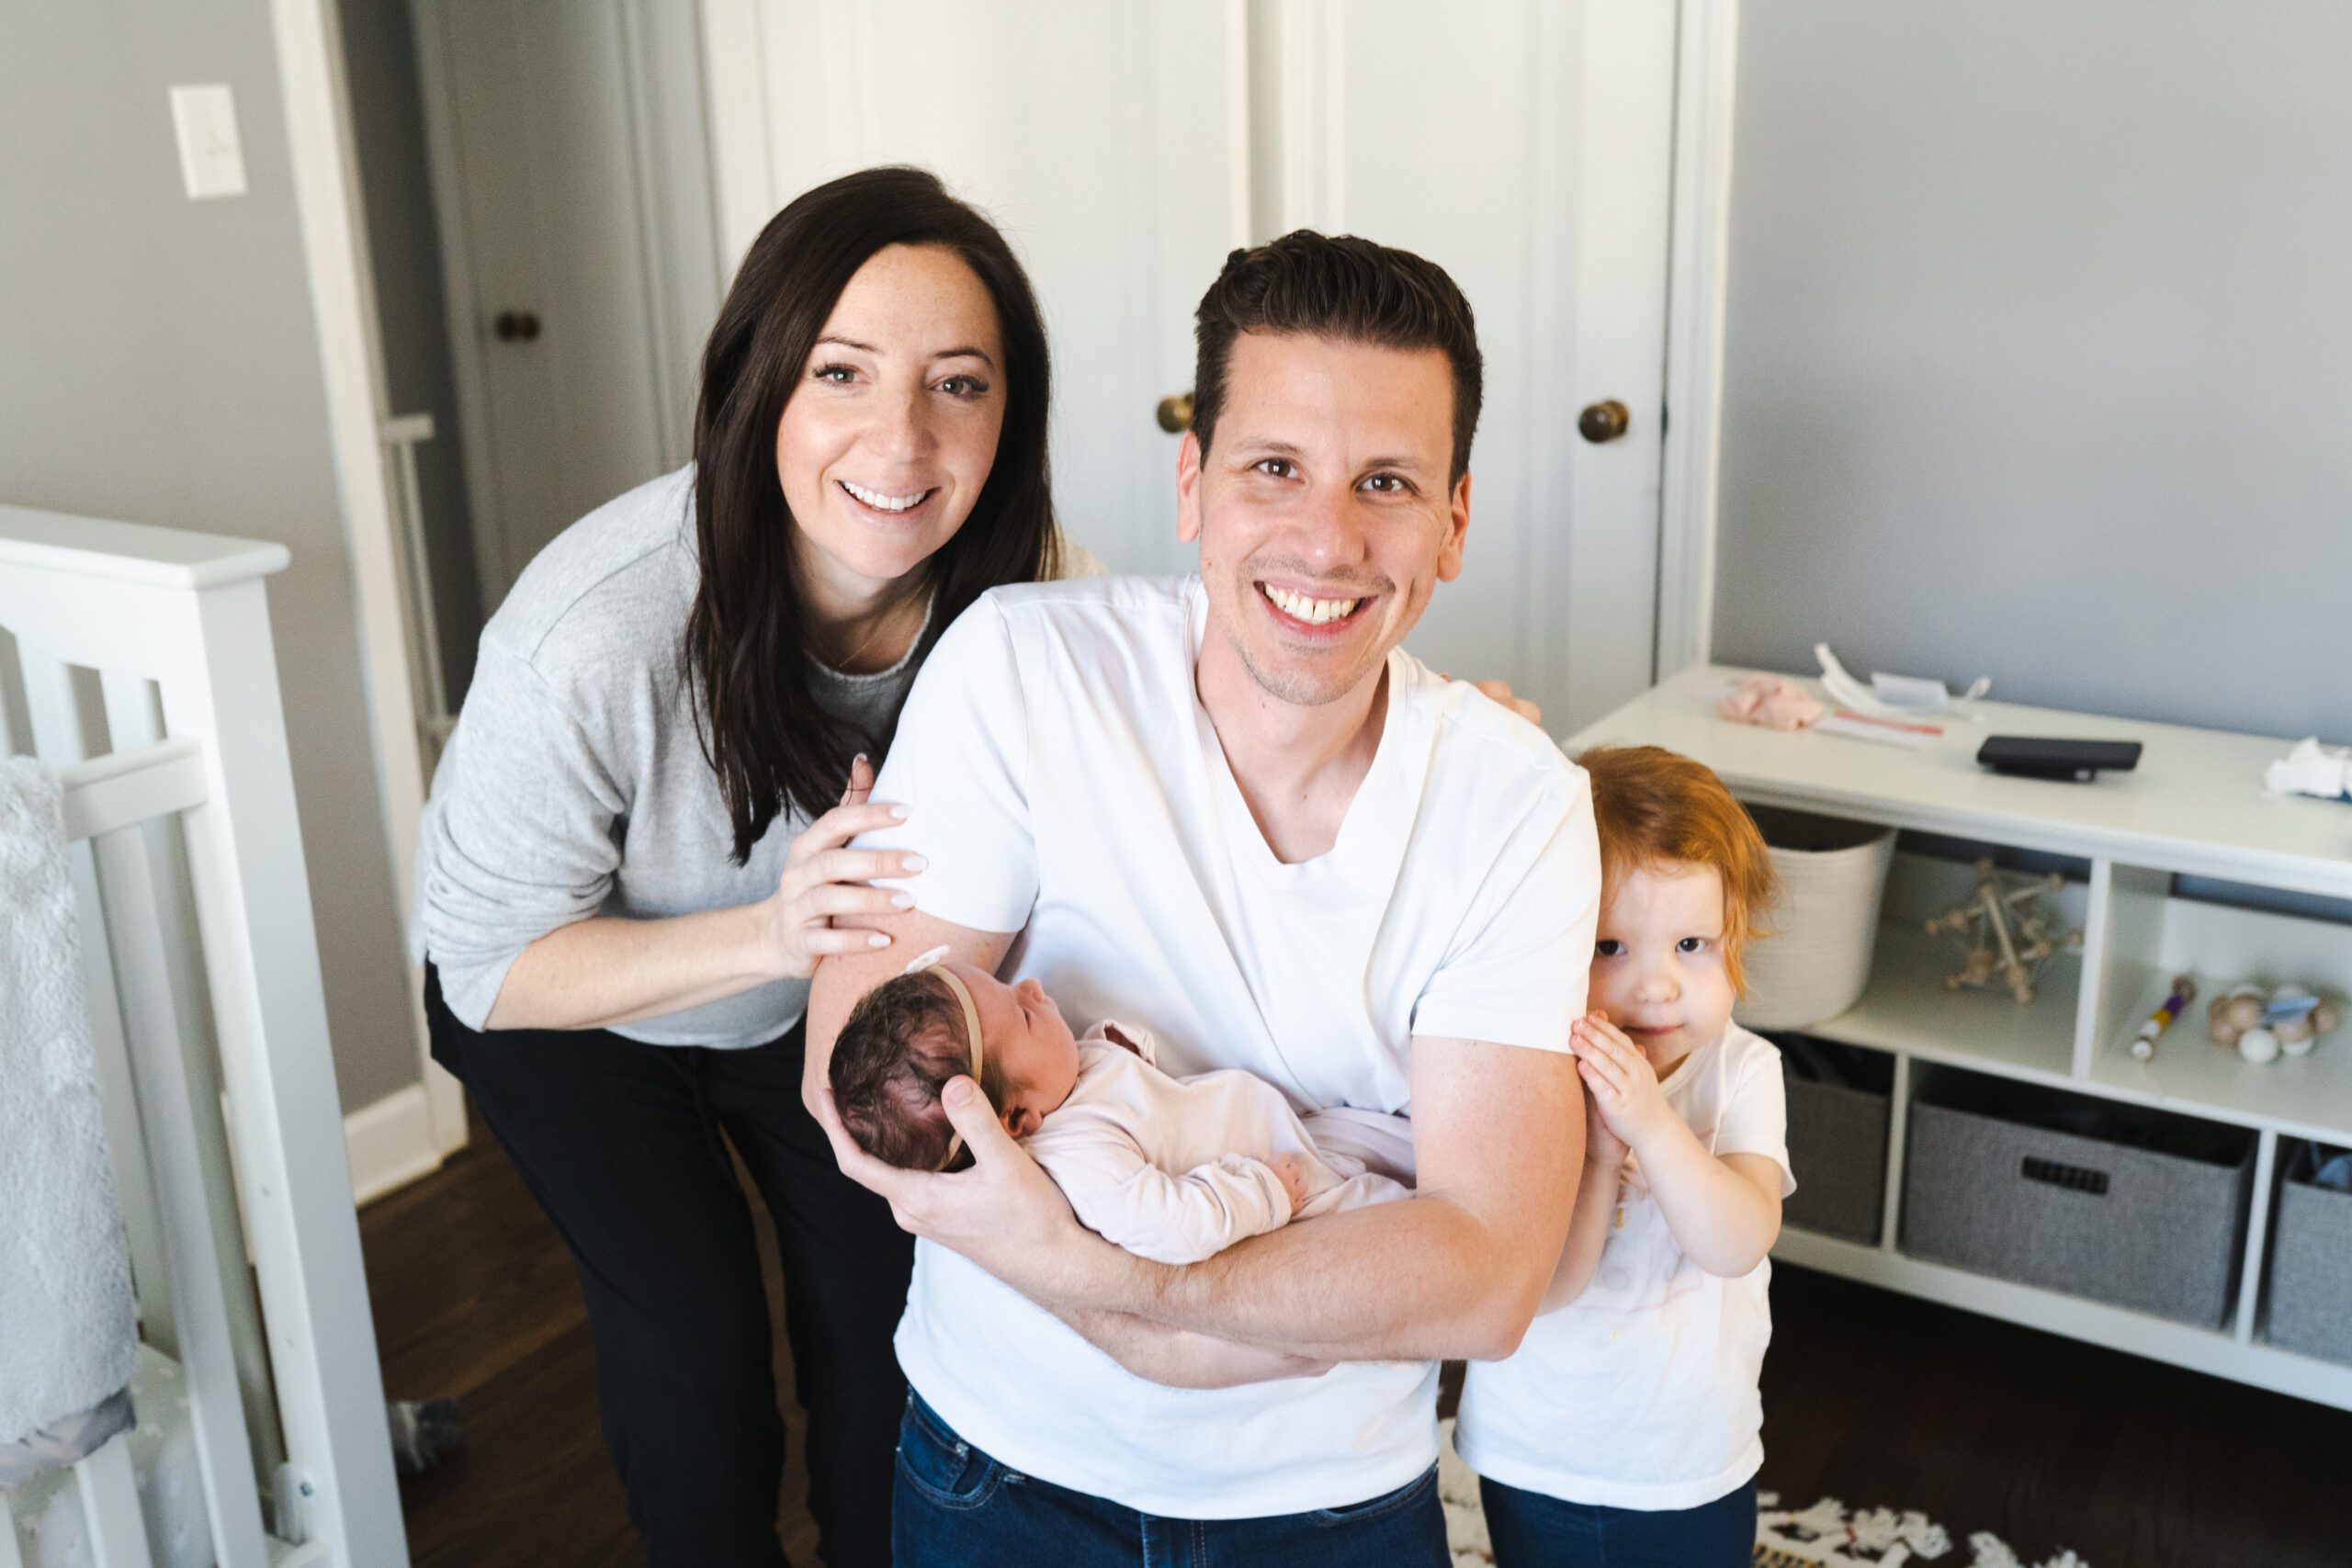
left=1190, top=231, right=1484, bottom=483
left=829, top=971, right=1005, bottom=1170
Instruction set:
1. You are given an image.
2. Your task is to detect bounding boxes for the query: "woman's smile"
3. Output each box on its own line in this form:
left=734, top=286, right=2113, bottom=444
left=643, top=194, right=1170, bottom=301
left=838, top=479, right=938, bottom=513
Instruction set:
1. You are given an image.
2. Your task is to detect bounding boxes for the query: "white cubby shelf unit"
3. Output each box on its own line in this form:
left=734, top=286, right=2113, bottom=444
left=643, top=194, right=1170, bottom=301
left=1569, top=664, right=2352, bottom=1411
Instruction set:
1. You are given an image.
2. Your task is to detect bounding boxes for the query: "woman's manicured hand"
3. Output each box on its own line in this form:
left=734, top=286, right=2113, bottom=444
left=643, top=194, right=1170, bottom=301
left=763, top=753, right=924, bottom=978
left=1570, top=1012, right=1677, bottom=1155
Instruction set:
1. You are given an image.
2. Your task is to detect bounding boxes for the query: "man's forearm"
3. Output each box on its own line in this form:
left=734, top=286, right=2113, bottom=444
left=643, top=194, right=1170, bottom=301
left=1046, top=1306, right=1333, bottom=1388
left=1076, top=1190, right=1555, bottom=1364
left=1052, top=1042, right=1582, bottom=1364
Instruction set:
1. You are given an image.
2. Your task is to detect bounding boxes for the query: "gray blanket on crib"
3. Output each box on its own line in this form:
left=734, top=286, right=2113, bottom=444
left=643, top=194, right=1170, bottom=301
left=0, top=756, right=140, bottom=1461
left=0, top=1387, right=134, bottom=1488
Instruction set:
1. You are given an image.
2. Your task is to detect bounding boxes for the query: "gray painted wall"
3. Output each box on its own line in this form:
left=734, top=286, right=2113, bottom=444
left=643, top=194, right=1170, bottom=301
left=2, top=0, right=423, bottom=1111
left=339, top=0, right=483, bottom=701
left=1713, top=1, right=2351, bottom=741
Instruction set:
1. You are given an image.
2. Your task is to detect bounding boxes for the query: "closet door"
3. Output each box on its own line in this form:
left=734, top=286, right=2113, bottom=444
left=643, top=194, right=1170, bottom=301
left=415, top=0, right=688, bottom=604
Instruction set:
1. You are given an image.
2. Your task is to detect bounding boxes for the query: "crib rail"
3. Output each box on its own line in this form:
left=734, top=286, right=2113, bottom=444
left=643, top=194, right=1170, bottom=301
left=2, top=505, right=404, bottom=1568
left=57, top=739, right=208, bottom=839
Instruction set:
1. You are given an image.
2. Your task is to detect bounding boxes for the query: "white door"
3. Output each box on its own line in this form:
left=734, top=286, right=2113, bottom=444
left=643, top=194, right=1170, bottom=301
left=413, top=0, right=687, bottom=606
left=708, top=0, right=1679, bottom=734
left=1286, top=0, right=1679, bottom=735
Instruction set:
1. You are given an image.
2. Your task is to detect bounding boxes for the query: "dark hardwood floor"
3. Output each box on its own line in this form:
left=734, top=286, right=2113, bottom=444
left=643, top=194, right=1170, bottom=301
left=1755, top=1266, right=2352, bottom=1567
left=361, top=1125, right=818, bottom=1565
left=363, top=1132, right=2352, bottom=1566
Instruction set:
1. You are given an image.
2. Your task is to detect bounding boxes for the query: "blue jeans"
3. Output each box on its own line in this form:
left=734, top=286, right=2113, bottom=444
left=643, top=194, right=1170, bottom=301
left=891, top=1392, right=1450, bottom=1566
left=1479, top=1475, right=1756, bottom=1568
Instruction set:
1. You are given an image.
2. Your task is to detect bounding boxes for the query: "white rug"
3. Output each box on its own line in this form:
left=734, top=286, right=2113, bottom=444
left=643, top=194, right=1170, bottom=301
left=1435, top=1419, right=1492, bottom=1566
left=1435, top=1423, right=2089, bottom=1568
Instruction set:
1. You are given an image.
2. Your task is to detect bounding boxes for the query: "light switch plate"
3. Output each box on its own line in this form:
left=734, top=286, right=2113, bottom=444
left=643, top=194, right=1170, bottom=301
left=170, top=84, right=249, bottom=200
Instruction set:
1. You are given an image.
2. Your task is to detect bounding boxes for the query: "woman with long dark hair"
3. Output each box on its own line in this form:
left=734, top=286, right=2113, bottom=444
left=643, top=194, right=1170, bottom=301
left=413, top=166, right=1075, bottom=1567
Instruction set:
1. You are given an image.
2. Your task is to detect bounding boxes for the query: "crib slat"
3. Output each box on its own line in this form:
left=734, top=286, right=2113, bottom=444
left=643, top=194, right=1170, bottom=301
left=93, top=819, right=275, bottom=1568
left=0, top=1487, right=25, bottom=1568
left=74, top=1435, right=156, bottom=1568
left=20, top=650, right=178, bottom=1352
left=99, top=671, right=290, bottom=1481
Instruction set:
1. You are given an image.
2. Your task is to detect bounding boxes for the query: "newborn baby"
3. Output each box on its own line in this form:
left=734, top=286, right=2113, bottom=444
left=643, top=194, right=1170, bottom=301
left=829, top=953, right=1410, bottom=1266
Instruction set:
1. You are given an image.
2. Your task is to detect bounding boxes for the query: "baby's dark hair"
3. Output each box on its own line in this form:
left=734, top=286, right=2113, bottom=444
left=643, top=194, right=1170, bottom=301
left=829, top=970, right=1006, bottom=1170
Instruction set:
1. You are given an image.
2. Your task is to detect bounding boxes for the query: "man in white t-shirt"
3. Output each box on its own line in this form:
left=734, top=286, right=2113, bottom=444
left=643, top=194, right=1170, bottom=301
left=806, top=231, right=1600, bottom=1563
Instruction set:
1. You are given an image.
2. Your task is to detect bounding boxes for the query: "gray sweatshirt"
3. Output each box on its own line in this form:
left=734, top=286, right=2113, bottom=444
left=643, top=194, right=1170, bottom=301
left=413, top=466, right=923, bottom=1045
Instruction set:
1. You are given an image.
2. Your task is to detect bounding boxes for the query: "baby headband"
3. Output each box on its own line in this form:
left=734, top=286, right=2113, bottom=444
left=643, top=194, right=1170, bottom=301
left=904, top=945, right=985, bottom=1170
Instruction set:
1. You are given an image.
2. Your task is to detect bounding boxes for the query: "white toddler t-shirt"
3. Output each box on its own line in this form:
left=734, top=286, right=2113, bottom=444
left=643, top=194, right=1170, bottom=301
left=1028, top=1021, right=1411, bottom=1266
left=856, top=575, right=1599, bottom=1517
left=1453, top=1022, right=1795, bottom=1511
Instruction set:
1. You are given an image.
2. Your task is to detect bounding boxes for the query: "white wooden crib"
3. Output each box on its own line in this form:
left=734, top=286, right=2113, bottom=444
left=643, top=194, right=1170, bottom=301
left=0, top=507, right=405, bottom=1567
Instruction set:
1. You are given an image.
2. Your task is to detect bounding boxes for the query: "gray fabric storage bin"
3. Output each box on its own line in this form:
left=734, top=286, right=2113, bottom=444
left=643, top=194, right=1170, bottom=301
left=1902, top=1078, right=2255, bottom=1327
left=1783, top=1068, right=1889, bottom=1244
left=2267, top=1145, right=2352, bottom=1366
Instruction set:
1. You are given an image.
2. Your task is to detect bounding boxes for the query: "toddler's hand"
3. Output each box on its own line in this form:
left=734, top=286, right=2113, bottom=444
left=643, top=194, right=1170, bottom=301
left=1266, top=1155, right=1310, bottom=1218
left=1582, top=1069, right=1629, bottom=1171
left=1570, top=1013, right=1677, bottom=1155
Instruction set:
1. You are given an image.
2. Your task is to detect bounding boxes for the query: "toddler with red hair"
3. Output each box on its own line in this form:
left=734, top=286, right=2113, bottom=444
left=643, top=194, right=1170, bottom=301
left=1454, top=744, right=1795, bottom=1568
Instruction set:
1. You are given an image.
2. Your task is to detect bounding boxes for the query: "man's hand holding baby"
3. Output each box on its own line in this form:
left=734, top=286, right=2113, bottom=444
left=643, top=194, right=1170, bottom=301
left=815, top=1071, right=1111, bottom=1306
left=817, top=1077, right=1332, bottom=1388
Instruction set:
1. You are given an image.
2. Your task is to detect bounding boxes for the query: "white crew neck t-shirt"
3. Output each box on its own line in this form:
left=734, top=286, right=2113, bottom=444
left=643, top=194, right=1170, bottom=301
left=1453, top=1021, right=1795, bottom=1511
left=857, top=575, right=1599, bottom=1518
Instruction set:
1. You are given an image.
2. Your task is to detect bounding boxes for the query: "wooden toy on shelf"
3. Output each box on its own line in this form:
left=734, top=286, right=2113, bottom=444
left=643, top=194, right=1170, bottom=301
left=2207, top=983, right=2342, bottom=1065
left=2131, top=975, right=2199, bottom=1061
left=1923, top=859, right=2085, bottom=1003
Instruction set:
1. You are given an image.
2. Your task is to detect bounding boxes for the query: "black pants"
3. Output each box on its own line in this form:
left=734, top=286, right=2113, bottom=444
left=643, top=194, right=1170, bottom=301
left=424, top=967, right=914, bottom=1568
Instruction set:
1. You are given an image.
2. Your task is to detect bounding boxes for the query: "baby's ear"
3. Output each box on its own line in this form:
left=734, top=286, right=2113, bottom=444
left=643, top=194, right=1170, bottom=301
left=1002, top=1105, right=1040, bottom=1140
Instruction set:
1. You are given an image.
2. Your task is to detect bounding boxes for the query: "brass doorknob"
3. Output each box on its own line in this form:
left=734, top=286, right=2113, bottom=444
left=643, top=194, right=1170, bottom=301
left=1577, top=399, right=1630, bottom=443
left=1156, top=393, right=1194, bottom=434
left=493, top=310, right=543, bottom=344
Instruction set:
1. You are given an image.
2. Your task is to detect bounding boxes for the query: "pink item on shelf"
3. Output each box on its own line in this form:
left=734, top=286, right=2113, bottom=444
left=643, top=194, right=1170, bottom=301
left=1716, top=674, right=1826, bottom=731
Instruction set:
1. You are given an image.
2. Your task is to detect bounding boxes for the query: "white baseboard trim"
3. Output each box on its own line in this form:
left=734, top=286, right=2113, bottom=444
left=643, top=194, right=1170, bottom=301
left=345, top=1083, right=447, bottom=1207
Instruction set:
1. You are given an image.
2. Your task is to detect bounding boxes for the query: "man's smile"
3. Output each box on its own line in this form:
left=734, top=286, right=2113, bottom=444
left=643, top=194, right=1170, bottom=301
left=1255, top=579, right=1379, bottom=636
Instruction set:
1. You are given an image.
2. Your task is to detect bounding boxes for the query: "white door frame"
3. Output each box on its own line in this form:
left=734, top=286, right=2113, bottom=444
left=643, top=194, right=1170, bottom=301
left=1656, top=0, right=1740, bottom=678
left=269, top=0, right=469, bottom=1187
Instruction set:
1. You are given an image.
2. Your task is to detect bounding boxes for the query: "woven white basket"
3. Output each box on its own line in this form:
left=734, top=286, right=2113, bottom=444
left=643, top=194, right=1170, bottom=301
left=1737, top=806, right=1897, bottom=1030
